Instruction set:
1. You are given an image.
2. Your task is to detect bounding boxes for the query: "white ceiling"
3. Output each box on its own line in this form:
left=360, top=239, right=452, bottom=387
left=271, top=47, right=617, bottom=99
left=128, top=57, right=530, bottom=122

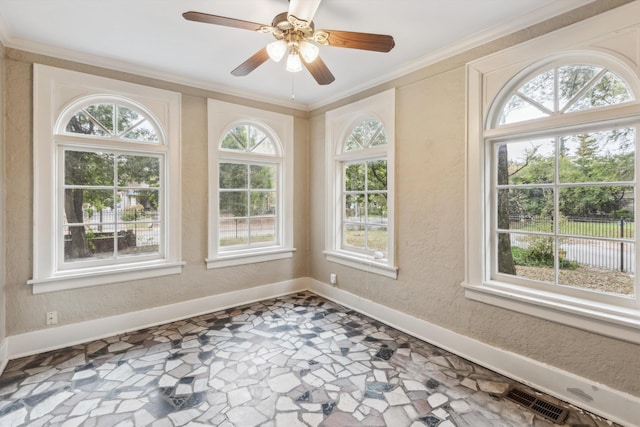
left=0, top=0, right=593, bottom=109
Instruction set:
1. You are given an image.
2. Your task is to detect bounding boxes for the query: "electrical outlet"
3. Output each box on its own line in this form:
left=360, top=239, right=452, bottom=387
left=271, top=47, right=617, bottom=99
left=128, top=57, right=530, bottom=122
left=46, top=311, right=58, bottom=325
left=330, top=273, right=337, bottom=286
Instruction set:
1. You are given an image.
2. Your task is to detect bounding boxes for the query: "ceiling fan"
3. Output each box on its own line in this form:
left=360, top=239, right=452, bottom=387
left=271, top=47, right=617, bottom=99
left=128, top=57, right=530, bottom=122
left=183, top=0, right=395, bottom=85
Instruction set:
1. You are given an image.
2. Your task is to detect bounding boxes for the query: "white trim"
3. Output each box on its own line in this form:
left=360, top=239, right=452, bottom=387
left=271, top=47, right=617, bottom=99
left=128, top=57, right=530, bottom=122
left=29, top=262, right=185, bottom=294
left=324, top=250, right=398, bottom=279
left=0, top=338, right=8, bottom=377
left=206, top=248, right=295, bottom=269
left=306, top=278, right=640, bottom=427
left=7, top=278, right=308, bottom=359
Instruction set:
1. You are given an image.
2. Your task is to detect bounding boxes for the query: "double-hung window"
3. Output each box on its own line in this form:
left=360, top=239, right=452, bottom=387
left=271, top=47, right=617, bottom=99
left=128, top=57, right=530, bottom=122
left=465, top=7, right=640, bottom=343
left=207, top=100, right=294, bottom=268
left=325, top=90, right=397, bottom=278
left=31, top=65, right=182, bottom=293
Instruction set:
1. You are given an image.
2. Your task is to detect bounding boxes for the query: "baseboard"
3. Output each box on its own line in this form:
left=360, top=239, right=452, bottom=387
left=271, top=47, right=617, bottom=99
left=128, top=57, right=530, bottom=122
left=306, top=278, right=640, bottom=427
left=7, top=278, right=307, bottom=359
left=0, top=338, right=8, bottom=377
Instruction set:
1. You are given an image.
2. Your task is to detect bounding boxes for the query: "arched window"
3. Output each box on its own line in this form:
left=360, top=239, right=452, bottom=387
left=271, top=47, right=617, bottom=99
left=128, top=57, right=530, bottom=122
left=466, top=21, right=640, bottom=342
left=341, top=118, right=389, bottom=255
left=32, top=65, right=182, bottom=293
left=325, top=90, right=397, bottom=278
left=217, top=123, right=281, bottom=249
left=57, top=99, right=165, bottom=267
left=487, top=62, right=637, bottom=300
left=206, top=100, right=295, bottom=269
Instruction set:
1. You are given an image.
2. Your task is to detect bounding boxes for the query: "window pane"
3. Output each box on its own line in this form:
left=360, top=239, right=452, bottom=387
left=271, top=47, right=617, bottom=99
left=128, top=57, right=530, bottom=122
left=121, top=189, right=160, bottom=222
left=85, top=104, right=114, bottom=133
left=499, top=95, right=549, bottom=125
left=345, top=163, right=365, bottom=191
left=220, top=191, right=247, bottom=217
left=250, top=191, right=276, bottom=216
left=248, top=126, right=268, bottom=152
left=559, top=129, right=635, bottom=183
left=368, top=194, right=387, bottom=224
left=496, top=139, right=554, bottom=185
left=117, top=105, right=142, bottom=133
left=117, top=155, right=160, bottom=187
left=345, top=119, right=387, bottom=151
left=122, top=120, right=159, bottom=142
left=345, top=223, right=365, bottom=248
left=566, top=72, right=633, bottom=112
left=560, top=186, right=634, bottom=225
left=497, top=188, right=554, bottom=232
left=367, top=225, right=387, bottom=252
left=64, top=189, right=114, bottom=225
left=250, top=218, right=276, bottom=244
left=558, top=65, right=602, bottom=110
left=345, top=194, right=365, bottom=222
left=252, top=138, right=276, bottom=155
left=250, top=165, right=276, bottom=190
left=64, top=226, right=114, bottom=261
left=219, top=219, right=249, bottom=246
left=367, top=160, right=387, bottom=190
left=66, top=110, right=110, bottom=136
left=220, top=163, right=248, bottom=189
left=558, top=237, right=634, bottom=296
left=221, top=127, right=246, bottom=151
left=519, top=69, right=555, bottom=112
left=65, top=151, right=114, bottom=186
left=498, top=232, right=554, bottom=284
left=118, top=224, right=159, bottom=256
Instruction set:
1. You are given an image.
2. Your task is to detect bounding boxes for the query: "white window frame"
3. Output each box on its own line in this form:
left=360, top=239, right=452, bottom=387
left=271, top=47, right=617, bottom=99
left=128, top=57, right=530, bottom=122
left=206, top=100, right=295, bottom=269
left=325, top=89, right=397, bottom=279
left=464, top=4, right=640, bottom=344
left=31, top=64, right=183, bottom=294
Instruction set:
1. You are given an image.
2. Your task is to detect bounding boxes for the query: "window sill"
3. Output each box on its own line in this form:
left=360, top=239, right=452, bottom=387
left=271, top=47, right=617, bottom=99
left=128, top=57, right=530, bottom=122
left=324, top=250, right=398, bottom=279
left=29, top=261, right=186, bottom=294
left=462, top=280, right=640, bottom=344
left=206, top=247, right=296, bottom=269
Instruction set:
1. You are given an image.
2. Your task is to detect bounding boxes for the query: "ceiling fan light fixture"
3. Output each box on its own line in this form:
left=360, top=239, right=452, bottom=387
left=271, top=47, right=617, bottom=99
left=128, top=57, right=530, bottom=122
left=298, top=41, right=319, bottom=63
left=266, top=40, right=287, bottom=62
left=286, top=51, right=303, bottom=72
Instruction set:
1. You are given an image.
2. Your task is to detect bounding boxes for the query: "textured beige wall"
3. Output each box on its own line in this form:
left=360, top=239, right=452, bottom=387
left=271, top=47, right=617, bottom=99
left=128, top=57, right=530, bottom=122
left=3, top=51, right=309, bottom=335
left=309, top=1, right=640, bottom=398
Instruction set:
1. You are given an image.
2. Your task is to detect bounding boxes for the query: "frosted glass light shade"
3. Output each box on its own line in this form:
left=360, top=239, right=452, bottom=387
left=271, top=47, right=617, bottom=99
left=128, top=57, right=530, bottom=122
left=266, top=40, right=287, bottom=62
left=286, top=53, right=303, bottom=72
left=299, top=41, right=319, bottom=63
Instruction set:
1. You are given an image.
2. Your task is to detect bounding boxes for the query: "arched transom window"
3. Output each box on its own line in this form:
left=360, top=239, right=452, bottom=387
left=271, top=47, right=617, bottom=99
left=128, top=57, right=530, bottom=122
left=62, top=101, right=160, bottom=142
left=498, top=64, right=633, bottom=125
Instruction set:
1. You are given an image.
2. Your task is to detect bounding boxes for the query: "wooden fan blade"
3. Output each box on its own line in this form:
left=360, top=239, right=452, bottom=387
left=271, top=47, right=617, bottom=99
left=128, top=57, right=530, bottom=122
left=183, top=11, right=266, bottom=31
left=321, top=30, right=395, bottom=52
left=288, top=0, right=322, bottom=24
left=231, top=47, right=270, bottom=76
left=303, top=56, right=335, bottom=85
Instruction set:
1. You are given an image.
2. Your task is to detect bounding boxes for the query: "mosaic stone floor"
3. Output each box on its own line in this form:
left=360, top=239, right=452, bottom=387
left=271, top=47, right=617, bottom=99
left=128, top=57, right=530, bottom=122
left=0, top=292, right=620, bottom=427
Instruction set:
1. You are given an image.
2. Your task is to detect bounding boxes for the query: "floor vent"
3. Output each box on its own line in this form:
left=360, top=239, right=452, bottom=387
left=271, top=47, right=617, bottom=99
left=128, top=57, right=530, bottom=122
left=505, top=387, right=569, bottom=423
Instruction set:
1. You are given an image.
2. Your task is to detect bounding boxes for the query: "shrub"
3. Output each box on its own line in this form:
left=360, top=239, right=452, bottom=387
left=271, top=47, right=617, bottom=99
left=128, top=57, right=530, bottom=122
left=512, top=236, right=578, bottom=270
